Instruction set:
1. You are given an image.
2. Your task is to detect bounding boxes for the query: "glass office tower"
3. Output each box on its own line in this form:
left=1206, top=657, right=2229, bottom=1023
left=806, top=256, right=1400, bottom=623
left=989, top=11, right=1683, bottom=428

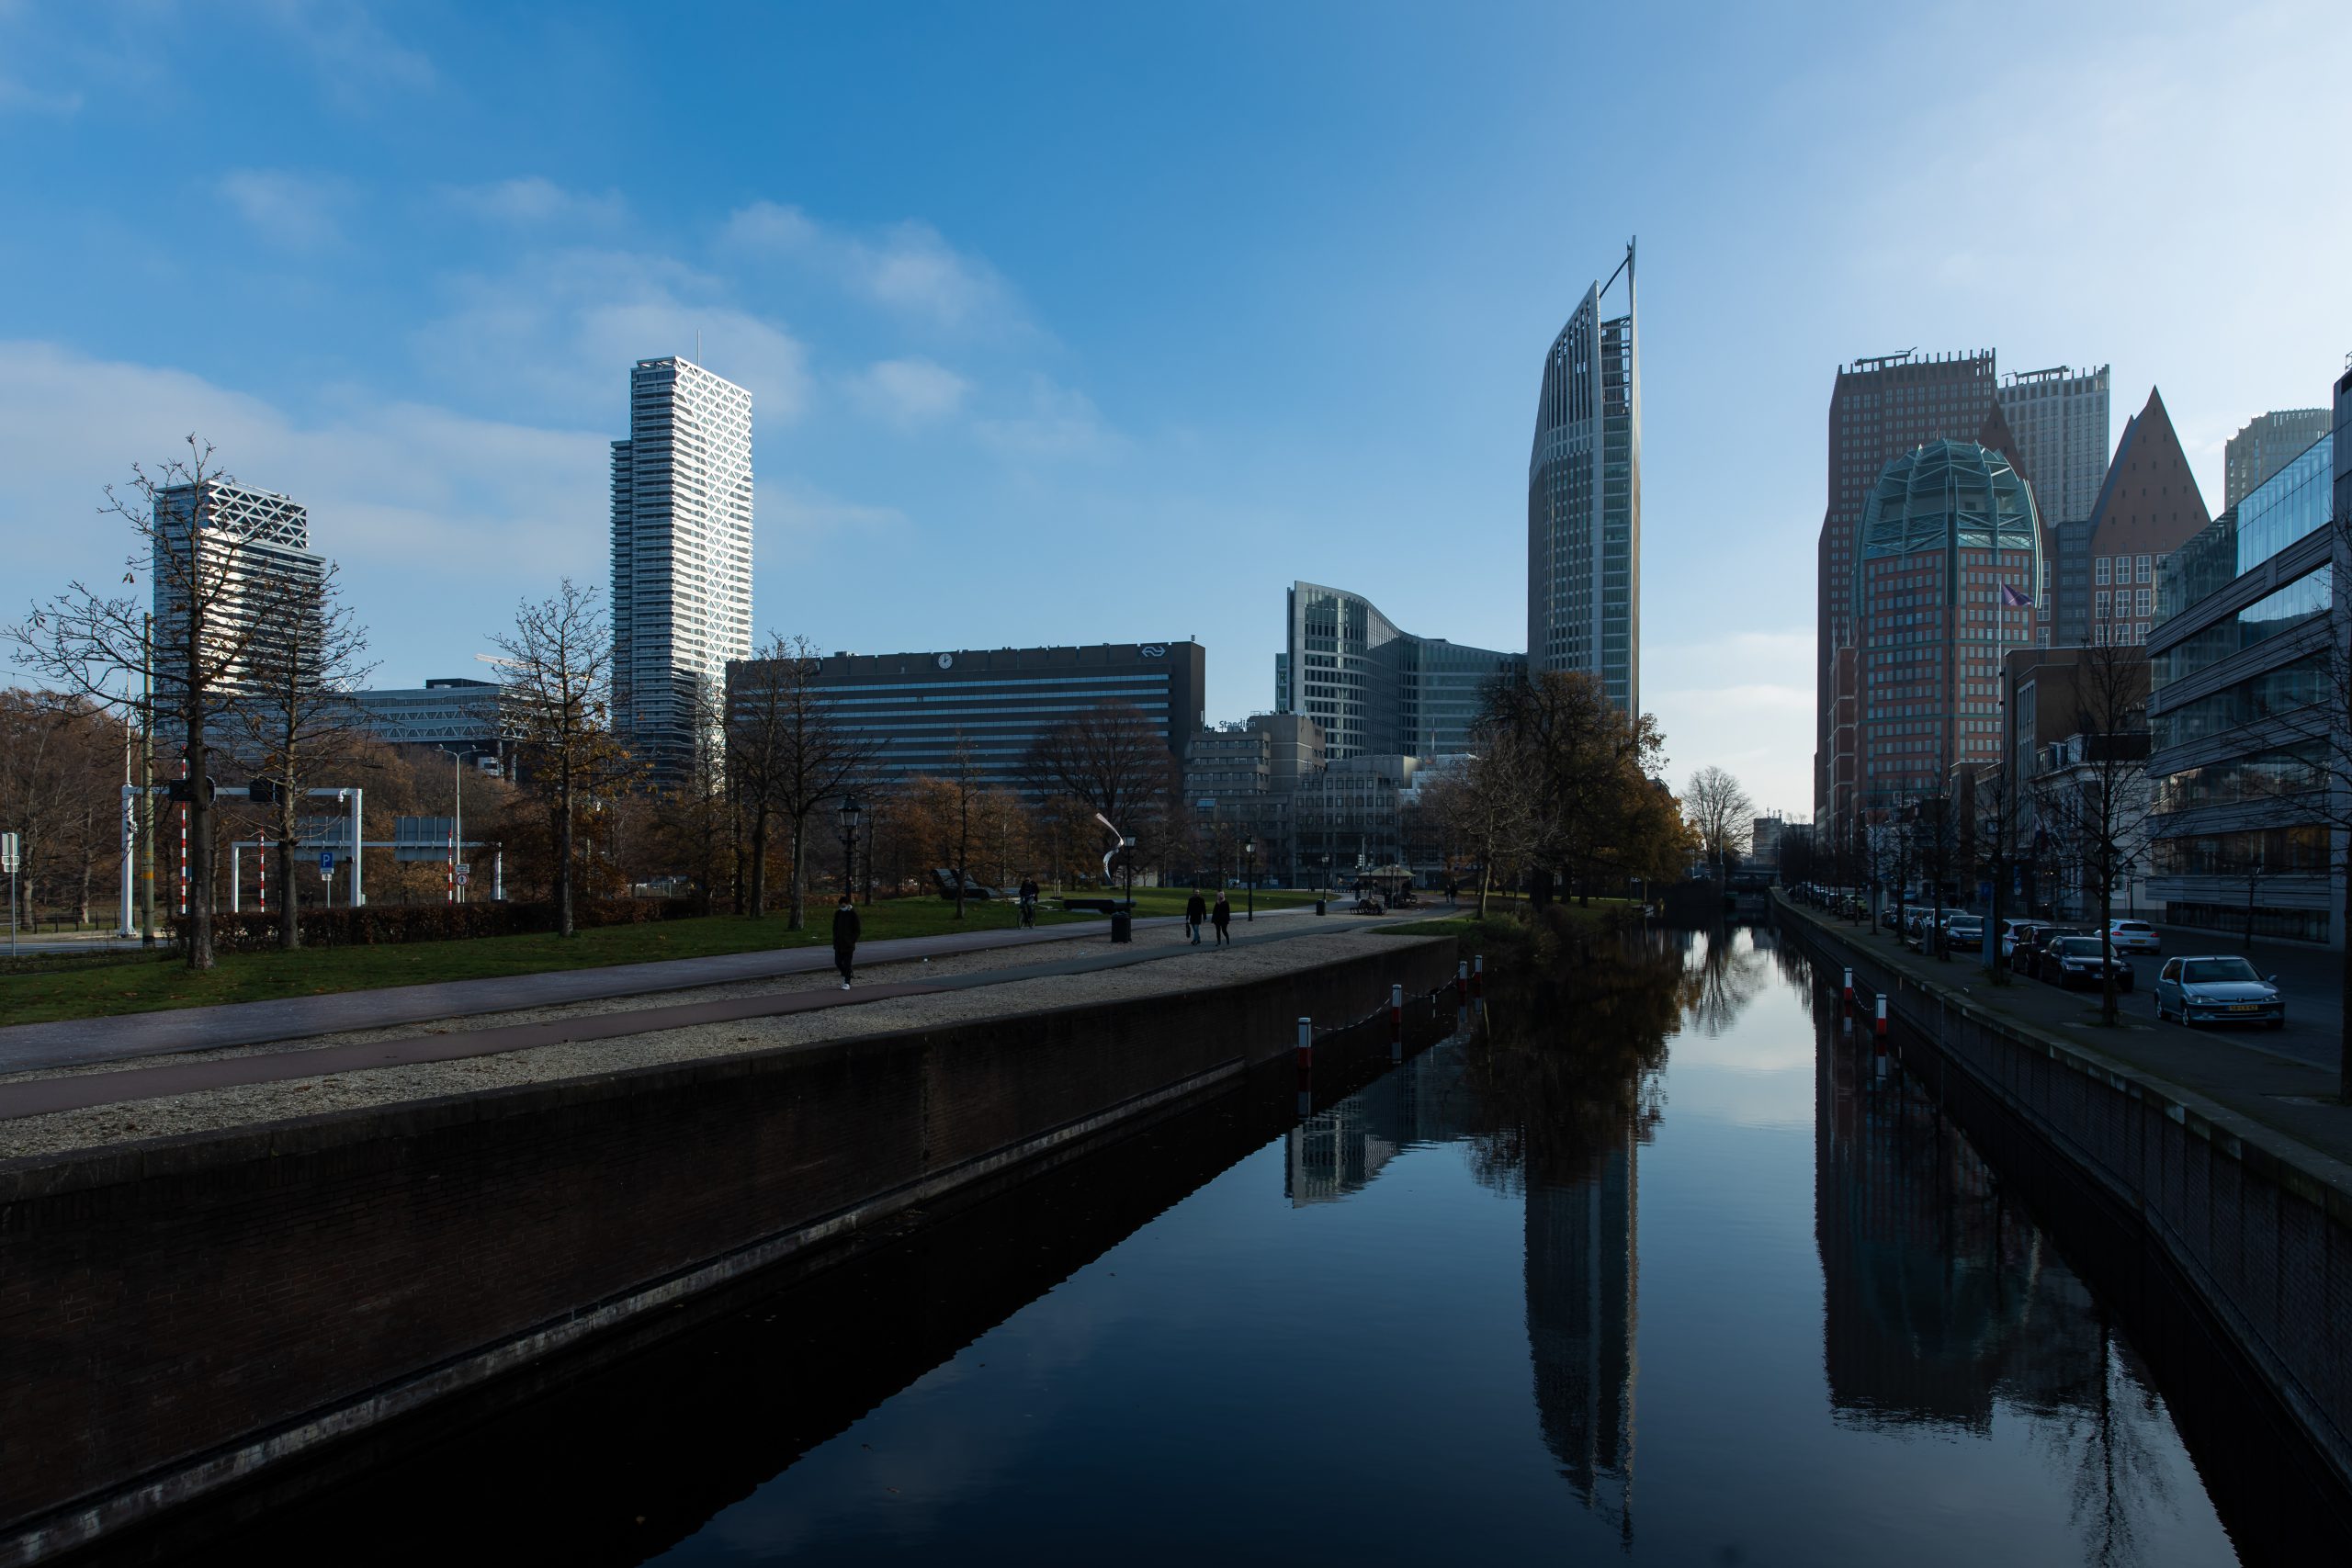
left=1529, top=242, right=1640, bottom=715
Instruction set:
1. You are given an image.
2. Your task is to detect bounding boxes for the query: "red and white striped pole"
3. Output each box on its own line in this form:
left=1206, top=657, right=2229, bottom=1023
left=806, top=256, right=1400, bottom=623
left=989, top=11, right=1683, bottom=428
left=1841, top=966, right=1854, bottom=1010
left=1873, top=994, right=1890, bottom=1079
left=256, top=832, right=266, bottom=915
left=1295, top=1016, right=1314, bottom=1115
left=1390, top=983, right=1405, bottom=1063
left=176, top=759, right=187, bottom=918
left=1454, top=960, right=1469, bottom=1004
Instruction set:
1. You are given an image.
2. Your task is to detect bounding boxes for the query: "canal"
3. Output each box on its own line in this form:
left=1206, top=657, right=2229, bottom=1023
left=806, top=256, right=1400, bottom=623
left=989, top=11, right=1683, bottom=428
left=122, top=927, right=2351, bottom=1565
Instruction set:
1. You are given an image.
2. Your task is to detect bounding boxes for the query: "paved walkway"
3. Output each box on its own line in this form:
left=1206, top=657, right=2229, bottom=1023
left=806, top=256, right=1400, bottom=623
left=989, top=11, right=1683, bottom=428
left=0, top=908, right=1346, bottom=1077
left=0, top=910, right=1412, bottom=1120
left=1778, top=894, right=2352, bottom=1173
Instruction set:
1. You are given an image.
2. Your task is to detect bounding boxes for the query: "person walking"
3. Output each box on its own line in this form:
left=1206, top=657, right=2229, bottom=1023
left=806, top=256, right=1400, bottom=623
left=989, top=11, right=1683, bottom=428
left=1212, top=891, right=1232, bottom=947
left=1019, top=874, right=1040, bottom=929
left=831, top=894, right=861, bottom=989
left=1185, top=888, right=1207, bottom=945
left=1445, top=877, right=1458, bottom=908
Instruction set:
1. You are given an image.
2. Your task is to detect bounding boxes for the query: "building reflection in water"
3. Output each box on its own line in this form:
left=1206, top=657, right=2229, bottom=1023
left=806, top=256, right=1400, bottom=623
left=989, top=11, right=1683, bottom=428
left=1285, top=932, right=1692, bottom=1546
left=1806, top=943, right=2184, bottom=1565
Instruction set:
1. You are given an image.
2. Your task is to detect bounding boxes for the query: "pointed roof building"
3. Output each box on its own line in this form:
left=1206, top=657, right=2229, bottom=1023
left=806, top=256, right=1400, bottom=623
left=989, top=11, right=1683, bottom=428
left=2072, top=388, right=2209, bottom=648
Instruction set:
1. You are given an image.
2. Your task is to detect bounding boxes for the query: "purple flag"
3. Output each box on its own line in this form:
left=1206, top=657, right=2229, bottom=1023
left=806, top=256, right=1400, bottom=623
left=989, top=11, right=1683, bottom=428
left=2000, top=583, right=2030, bottom=608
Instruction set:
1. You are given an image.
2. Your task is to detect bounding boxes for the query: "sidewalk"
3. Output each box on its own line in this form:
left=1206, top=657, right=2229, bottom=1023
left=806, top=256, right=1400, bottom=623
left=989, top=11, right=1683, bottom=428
left=1779, top=894, right=2352, bottom=1174
left=0, top=906, right=1340, bottom=1077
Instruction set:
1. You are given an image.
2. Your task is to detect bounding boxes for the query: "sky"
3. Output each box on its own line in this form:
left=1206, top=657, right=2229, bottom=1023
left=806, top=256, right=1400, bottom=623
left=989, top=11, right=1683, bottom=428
left=3, top=0, right=2347, bottom=819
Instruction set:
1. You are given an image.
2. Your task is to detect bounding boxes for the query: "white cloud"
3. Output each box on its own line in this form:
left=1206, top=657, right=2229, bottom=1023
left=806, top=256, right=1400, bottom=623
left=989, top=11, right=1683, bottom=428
left=217, top=168, right=350, bottom=251
left=0, top=75, right=79, bottom=114
left=846, top=357, right=971, bottom=425
left=0, top=341, right=612, bottom=682
left=254, top=0, right=435, bottom=100
left=759, top=479, right=910, bottom=564
left=422, top=249, right=813, bottom=423
left=972, top=377, right=1124, bottom=461
left=721, top=200, right=1025, bottom=333
left=443, top=176, right=628, bottom=228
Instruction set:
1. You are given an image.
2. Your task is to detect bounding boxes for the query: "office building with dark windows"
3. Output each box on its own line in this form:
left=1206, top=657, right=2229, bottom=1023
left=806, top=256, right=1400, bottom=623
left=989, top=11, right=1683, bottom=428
left=1849, top=440, right=2043, bottom=819
left=1814, top=349, right=1999, bottom=839
left=347, top=677, right=511, bottom=771
left=1277, top=581, right=1520, bottom=761
left=2225, top=407, right=2332, bottom=509
left=2143, top=370, right=2344, bottom=946
left=1996, top=364, right=2111, bottom=537
left=756, top=641, right=1204, bottom=795
left=1528, top=242, right=1640, bottom=714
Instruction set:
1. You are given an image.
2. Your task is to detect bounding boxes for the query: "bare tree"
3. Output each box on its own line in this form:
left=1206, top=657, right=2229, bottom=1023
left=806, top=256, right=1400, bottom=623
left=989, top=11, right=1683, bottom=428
left=1682, top=765, right=1754, bottom=883
left=6, top=439, right=309, bottom=967
left=0, top=692, right=123, bottom=930
left=1427, top=730, right=1540, bottom=918
left=904, top=736, right=983, bottom=919
left=1481, top=671, right=1691, bottom=904
left=492, top=580, right=625, bottom=938
left=727, top=634, right=884, bottom=928
left=2035, top=641, right=2153, bottom=1025
left=1021, top=701, right=1174, bottom=839
left=232, top=567, right=374, bottom=948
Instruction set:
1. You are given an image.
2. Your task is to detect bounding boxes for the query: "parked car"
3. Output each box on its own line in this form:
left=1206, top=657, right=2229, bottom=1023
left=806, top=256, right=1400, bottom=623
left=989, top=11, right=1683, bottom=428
left=2040, top=935, right=2135, bottom=991
left=1944, top=918, right=1985, bottom=952
left=1998, top=919, right=2051, bottom=959
left=2155, top=955, right=2284, bottom=1029
left=2107, top=919, right=2162, bottom=955
left=2010, top=925, right=2077, bottom=979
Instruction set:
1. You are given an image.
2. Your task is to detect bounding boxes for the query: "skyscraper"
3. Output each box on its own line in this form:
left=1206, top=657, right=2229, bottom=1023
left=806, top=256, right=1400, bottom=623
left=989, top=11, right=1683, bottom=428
left=1814, top=349, right=1997, bottom=837
left=2064, top=388, right=2208, bottom=649
left=2223, top=407, right=2331, bottom=508
left=1996, top=365, right=2111, bottom=529
left=1528, top=241, right=1639, bottom=714
left=1279, top=581, right=1521, bottom=761
left=1850, top=440, right=2042, bottom=816
left=151, top=480, right=327, bottom=715
left=610, top=356, right=754, bottom=780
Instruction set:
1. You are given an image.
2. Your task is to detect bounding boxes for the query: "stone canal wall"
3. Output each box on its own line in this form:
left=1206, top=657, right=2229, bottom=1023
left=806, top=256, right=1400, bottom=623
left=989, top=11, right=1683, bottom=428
left=0, top=936, right=1457, bottom=1563
left=1777, top=901, right=2352, bottom=1495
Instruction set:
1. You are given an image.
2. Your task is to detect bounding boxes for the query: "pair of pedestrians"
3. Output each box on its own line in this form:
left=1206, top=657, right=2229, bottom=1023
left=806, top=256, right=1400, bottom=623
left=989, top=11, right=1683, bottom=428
left=1184, top=890, right=1233, bottom=947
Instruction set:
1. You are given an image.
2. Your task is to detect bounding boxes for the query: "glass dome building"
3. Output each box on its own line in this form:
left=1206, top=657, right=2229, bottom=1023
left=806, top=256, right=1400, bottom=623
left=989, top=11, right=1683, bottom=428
left=1849, top=440, right=2043, bottom=813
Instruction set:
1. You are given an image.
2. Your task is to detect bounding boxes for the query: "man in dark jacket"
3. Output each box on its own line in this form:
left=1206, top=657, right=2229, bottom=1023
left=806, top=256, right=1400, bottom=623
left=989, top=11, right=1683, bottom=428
left=1212, top=892, right=1232, bottom=947
left=1019, top=874, right=1041, bottom=928
left=1184, top=889, right=1206, bottom=944
left=831, top=896, right=861, bottom=989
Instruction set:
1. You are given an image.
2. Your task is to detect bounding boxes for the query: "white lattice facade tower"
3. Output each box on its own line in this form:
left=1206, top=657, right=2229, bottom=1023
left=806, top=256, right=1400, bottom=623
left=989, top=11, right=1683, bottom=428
left=611, top=356, right=754, bottom=779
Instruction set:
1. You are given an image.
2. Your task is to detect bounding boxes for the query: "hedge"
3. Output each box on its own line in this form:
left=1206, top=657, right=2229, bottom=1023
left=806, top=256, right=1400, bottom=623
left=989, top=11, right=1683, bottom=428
left=175, top=897, right=700, bottom=953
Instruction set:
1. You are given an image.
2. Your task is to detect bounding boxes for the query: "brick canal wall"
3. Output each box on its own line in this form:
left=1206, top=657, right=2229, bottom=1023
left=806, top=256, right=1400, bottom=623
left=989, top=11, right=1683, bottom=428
left=1777, top=902, right=2352, bottom=1495
left=0, top=937, right=1457, bottom=1563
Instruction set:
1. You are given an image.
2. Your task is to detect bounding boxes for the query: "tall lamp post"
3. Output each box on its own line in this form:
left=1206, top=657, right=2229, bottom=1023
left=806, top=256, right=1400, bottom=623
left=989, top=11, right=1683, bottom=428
left=837, top=795, right=863, bottom=899
left=1244, top=835, right=1256, bottom=921
left=435, top=744, right=467, bottom=904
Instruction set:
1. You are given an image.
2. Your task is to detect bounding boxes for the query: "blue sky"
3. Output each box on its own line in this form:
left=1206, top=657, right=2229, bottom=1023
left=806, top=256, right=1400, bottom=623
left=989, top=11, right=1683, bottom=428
left=4, top=0, right=2347, bottom=816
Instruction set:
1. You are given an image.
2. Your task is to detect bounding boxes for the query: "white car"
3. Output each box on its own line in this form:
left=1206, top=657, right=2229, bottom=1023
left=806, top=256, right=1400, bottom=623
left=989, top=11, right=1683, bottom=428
left=2107, top=919, right=2162, bottom=955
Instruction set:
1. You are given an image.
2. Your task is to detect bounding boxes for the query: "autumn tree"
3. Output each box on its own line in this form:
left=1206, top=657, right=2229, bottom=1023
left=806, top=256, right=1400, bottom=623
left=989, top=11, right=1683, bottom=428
left=1681, top=765, right=1755, bottom=882
left=1480, top=670, right=1691, bottom=904
left=1425, top=732, right=1541, bottom=917
left=0, top=691, right=123, bottom=928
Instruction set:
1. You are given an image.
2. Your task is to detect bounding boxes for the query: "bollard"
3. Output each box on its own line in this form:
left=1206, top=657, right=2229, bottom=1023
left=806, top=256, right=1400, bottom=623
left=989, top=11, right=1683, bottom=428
left=1390, top=984, right=1405, bottom=1063
left=1874, top=995, right=1888, bottom=1039
left=1473, top=954, right=1485, bottom=999
left=1295, top=1016, right=1314, bottom=1114
left=1455, top=960, right=1469, bottom=1003
left=1841, top=966, right=1854, bottom=1009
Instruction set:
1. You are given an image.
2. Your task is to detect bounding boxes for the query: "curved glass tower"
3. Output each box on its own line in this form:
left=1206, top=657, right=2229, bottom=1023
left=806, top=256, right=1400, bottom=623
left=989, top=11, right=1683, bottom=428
left=1279, top=581, right=1521, bottom=761
left=1529, top=242, right=1640, bottom=715
left=1850, top=440, right=2042, bottom=812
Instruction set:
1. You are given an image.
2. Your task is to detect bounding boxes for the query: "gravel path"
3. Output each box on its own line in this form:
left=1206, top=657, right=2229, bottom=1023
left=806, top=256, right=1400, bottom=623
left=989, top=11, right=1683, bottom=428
left=0, top=925, right=1436, bottom=1164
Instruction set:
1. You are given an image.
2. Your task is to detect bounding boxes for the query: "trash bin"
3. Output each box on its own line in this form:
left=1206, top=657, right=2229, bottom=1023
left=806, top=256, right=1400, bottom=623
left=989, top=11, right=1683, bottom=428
left=1315, top=898, right=1327, bottom=917
left=1110, top=911, right=1133, bottom=943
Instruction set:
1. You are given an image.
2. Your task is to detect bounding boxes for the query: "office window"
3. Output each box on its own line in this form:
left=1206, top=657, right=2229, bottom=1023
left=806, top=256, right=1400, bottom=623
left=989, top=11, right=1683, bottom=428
left=2135, top=588, right=2151, bottom=615
left=2136, top=554, right=2153, bottom=583
left=2134, top=621, right=2150, bottom=643
left=2096, top=558, right=2110, bottom=586
left=2096, top=590, right=2109, bottom=616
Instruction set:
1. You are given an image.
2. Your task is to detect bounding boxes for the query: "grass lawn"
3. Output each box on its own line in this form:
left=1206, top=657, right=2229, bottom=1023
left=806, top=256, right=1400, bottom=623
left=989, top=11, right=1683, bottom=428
left=0, top=897, right=1096, bottom=1027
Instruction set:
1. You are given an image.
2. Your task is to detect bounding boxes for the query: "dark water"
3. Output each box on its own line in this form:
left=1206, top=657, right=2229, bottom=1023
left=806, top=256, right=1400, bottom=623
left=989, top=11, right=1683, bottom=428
left=130, top=928, right=2352, bottom=1565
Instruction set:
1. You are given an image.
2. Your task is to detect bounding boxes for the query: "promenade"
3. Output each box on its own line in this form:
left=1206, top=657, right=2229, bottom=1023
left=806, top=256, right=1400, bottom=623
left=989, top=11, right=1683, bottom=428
left=0, top=908, right=1434, bottom=1160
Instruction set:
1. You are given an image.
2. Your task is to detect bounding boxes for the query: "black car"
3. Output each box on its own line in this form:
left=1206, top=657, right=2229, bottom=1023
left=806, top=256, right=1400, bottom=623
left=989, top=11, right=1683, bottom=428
left=2040, top=935, right=2134, bottom=992
left=2010, top=925, right=2076, bottom=980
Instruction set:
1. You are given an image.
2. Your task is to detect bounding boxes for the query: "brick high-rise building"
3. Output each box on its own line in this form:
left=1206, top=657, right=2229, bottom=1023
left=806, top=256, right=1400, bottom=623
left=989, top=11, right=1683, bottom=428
left=2064, top=388, right=2209, bottom=649
left=1815, top=350, right=1996, bottom=838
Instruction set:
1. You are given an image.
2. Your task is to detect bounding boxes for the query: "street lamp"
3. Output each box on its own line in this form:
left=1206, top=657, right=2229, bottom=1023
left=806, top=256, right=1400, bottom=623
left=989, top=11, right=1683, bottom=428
left=1243, top=835, right=1256, bottom=921
left=435, top=745, right=467, bottom=904
left=837, top=795, right=863, bottom=897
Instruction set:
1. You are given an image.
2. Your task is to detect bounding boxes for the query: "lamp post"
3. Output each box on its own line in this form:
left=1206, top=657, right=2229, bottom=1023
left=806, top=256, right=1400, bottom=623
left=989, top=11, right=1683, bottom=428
left=1244, top=835, right=1256, bottom=921
left=837, top=795, right=863, bottom=898
left=435, top=745, right=467, bottom=904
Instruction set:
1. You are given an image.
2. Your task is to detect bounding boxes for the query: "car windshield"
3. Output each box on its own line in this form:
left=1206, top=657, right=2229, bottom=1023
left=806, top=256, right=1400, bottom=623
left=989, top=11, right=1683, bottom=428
left=2050, top=939, right=2102, bottom=957
left=2181, top=958, right=2261, bottom=985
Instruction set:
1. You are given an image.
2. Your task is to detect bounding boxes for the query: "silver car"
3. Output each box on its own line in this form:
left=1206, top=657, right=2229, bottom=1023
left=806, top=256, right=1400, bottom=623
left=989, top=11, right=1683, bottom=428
left=2155, top=955, right=2284, bottom=1029
left=2107, top=919, right=2162, bottom=955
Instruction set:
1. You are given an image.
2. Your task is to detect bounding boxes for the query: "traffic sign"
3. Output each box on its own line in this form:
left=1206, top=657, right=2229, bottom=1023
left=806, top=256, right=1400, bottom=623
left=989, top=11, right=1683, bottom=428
left=0, top=831, right=17, bottom=874
left=318, top=849, right=335, bottom=879
left=455, top=866, right=470, bottom=885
